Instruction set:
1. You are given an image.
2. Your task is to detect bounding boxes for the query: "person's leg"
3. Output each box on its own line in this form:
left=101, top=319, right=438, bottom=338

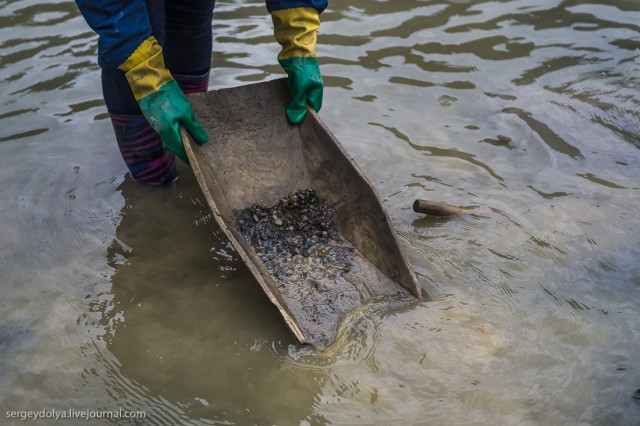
left=102, top=0, right=164, bottom=116
left=103, top=1, right=179, bottom=186
left=164, top=0, right=215, bottom=94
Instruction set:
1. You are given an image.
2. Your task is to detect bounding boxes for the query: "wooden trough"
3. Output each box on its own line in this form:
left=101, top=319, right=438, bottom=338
left=180, top=78, right=421, bottom=348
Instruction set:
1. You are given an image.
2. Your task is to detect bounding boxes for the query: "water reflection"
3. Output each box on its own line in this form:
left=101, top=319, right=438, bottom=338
left=98, top=172, right=327, bottom=424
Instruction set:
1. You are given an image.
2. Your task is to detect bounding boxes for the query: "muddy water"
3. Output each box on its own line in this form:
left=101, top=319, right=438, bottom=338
left=1, top=0, right=639, bottom=425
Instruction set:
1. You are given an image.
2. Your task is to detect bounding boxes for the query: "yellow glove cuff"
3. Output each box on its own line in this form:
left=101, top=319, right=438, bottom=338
left=271, top=7, right=320, bottom=60
left=118, top=36, right=174, bottom=100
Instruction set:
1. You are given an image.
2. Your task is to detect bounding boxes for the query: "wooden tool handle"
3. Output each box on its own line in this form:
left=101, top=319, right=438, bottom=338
left=413, top=199, right=474, bottom=216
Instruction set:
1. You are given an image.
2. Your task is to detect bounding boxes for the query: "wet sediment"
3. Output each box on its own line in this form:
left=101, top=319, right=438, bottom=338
left=233, top=189, right=372, bottom=347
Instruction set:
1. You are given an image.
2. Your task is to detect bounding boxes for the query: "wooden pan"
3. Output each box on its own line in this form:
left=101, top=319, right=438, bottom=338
left=181, top=78, right=421, bottom=347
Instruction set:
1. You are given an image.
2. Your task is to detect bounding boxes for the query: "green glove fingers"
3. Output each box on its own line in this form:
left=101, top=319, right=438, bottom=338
left=183, top=107, right=209, bottom=144
left=138, top=80, right=208, bottom=165
left=279, top=57, right=323, bottom=123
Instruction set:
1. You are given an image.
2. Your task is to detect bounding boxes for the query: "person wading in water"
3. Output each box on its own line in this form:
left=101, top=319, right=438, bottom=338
left=75, top=0, right=326, bottom=185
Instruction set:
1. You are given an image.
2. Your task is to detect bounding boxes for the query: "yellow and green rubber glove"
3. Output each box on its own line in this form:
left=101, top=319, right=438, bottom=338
left=119, top=37, right=208, bottom=164
left=272, top=7, right=323, bottom=124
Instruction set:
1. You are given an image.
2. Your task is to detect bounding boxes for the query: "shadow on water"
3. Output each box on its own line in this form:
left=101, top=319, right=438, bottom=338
left=97, top=169, right=327, bottom=424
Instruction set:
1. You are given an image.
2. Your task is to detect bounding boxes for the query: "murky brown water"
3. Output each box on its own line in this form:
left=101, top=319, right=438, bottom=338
left=1, top=0, right=639, bottom=424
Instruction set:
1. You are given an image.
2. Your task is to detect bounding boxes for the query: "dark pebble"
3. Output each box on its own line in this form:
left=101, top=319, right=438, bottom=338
left=633, top=389, right=640, bottom=400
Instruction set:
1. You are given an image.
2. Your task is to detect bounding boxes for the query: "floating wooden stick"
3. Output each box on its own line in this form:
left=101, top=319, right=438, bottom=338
left=413, top=199, right=477, bottom=216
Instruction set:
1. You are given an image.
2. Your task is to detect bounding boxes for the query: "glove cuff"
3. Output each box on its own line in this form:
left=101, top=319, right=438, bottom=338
left=271, top=7, right=320, bottom=60
left=118, top=36, right=174, bottom=100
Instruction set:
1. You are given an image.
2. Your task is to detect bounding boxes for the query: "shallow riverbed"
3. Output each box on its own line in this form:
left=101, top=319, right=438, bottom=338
left=1, top=1, right=639, bottom=425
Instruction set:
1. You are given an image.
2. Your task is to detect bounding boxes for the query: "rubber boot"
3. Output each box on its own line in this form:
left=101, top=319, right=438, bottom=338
left=109, top=114, right=178, bottom=186
left=108, top=72, right=208, bottom=185
left=173, top=71, right=210, bottom=94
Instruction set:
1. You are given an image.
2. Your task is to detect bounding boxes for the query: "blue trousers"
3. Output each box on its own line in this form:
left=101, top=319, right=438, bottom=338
left=102, top=0, right=216, bottom=115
